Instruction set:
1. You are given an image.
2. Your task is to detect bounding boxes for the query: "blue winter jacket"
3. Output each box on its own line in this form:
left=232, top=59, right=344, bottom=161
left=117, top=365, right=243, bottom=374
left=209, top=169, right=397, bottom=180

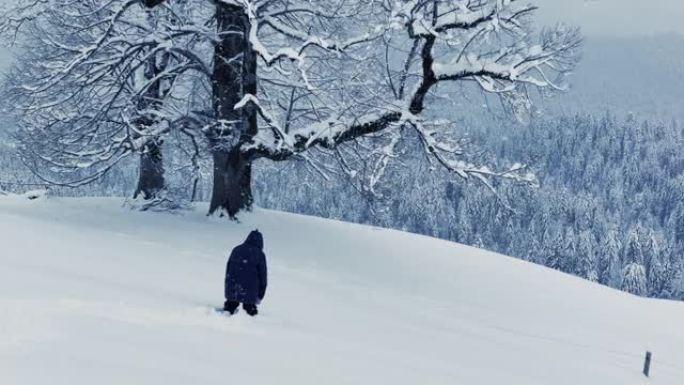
left=224, top=231, right=268, bottom=305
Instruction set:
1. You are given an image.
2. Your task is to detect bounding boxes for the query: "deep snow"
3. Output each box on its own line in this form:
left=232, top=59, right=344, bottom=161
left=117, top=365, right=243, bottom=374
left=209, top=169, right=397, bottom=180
left=1, top=196, right=683, bottom=384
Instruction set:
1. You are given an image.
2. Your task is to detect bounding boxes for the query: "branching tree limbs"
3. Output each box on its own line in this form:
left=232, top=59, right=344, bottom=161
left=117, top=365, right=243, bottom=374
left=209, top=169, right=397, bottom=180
left=2, top=0, right=205, bottom=196
left=2, top=0, right=581, bottom=217
left=243, top=0, right=580, bottom=184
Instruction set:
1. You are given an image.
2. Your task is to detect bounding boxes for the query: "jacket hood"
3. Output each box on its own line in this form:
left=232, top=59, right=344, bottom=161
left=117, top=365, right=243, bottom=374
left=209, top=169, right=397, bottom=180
left=244, top=230, right=263, bottom=250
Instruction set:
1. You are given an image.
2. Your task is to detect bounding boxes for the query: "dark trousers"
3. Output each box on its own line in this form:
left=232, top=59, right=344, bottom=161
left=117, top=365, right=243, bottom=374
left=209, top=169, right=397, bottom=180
left=224, top=300, right=258, bottom=316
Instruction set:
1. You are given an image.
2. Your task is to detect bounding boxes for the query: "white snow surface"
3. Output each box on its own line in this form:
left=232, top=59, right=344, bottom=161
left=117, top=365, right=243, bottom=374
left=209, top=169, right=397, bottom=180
left=1, top=196, right=683, bottom=384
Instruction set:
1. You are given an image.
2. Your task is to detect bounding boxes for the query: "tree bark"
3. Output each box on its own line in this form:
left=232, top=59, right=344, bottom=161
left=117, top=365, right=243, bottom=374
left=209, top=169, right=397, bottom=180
left=133, top=43, right=168, bottom=201
left=208, top=148, right=253, bottom=218
left=143, top=1, right=257, bottom=216
left=134, top=140, right=165, bottom=200
left=206, top=3, right=256, bottom=217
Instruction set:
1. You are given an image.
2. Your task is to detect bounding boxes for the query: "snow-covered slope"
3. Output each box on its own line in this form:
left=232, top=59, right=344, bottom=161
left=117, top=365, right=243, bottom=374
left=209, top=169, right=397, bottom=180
left=1, top=196, right=683, bottom=385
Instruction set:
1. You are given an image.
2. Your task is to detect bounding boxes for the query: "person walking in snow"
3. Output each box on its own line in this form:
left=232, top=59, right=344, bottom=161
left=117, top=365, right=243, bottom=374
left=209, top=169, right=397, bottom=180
left=223, top=230, right=268, bottom=316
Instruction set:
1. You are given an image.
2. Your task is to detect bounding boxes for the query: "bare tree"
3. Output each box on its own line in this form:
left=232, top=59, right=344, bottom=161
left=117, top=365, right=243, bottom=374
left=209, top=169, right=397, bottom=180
left=3, top=0, right=581, bottom=217
left=1, top=0, right=201, bottom=201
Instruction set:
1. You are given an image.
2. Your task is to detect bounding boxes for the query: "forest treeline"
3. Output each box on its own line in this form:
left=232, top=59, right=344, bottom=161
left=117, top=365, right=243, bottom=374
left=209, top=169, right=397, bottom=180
left=2, top=113, right=682, bottom=299
left=257, top=114, right=684, bottom=300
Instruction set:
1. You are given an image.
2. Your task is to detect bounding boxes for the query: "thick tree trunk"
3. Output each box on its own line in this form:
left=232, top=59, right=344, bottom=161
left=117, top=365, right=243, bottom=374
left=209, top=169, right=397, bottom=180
left=144, top=1, right=256, bottom=216
left=134, top=141, right=165, bottom=200
left=206, top=3, right=256, bottom=217
left=208, top=148, right=253, bottom=217
left=132, top=47, right=167, bottom=202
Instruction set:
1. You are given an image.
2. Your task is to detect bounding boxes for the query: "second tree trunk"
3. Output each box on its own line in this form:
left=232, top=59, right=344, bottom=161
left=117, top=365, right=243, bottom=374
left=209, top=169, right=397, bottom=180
left=134, top=141, right=165, bottom=200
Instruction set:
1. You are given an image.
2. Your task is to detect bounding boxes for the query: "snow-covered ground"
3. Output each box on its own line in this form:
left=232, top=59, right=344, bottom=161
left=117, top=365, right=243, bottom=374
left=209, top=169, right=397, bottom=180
left=1, top=196, right=683, bottom=385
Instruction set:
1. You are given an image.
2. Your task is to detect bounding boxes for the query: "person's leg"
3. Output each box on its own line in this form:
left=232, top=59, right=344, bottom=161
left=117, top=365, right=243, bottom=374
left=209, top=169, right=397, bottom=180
left=243, top=303, right=258, bottom=316
left=223, top=300, right=240, bottom=314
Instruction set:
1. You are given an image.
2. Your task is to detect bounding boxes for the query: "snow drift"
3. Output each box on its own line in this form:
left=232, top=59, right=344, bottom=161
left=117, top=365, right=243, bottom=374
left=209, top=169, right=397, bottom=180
left=1, top=196, right=683, bottom=384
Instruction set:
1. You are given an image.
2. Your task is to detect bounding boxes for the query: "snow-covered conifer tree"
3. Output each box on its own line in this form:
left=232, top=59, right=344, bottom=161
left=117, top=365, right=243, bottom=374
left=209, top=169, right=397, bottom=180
left=577, top=230, right=597, bottom=281
left=621, top=263, right=647, bottom=296
left=623, top=226, right=644, bottom=265
left=599, top=227, right=623, bottom=287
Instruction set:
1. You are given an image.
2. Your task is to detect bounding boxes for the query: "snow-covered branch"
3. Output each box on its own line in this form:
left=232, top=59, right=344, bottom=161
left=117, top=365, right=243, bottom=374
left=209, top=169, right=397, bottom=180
left=3, top=0, right=581, bottom=212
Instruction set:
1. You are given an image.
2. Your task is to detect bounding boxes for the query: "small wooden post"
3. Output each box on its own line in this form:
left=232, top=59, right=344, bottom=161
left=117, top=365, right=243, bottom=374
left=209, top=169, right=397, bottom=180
left=643, top=351, right=652, bottom=377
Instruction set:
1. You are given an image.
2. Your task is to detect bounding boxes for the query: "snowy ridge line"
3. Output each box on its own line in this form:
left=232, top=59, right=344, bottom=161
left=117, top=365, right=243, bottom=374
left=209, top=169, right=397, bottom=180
left=1, top=197, right=683, bottom=384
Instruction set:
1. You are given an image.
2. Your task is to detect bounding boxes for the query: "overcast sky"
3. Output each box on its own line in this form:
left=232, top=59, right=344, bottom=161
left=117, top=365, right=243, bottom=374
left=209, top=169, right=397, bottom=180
left=537, top=0, right=684, bottom=37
